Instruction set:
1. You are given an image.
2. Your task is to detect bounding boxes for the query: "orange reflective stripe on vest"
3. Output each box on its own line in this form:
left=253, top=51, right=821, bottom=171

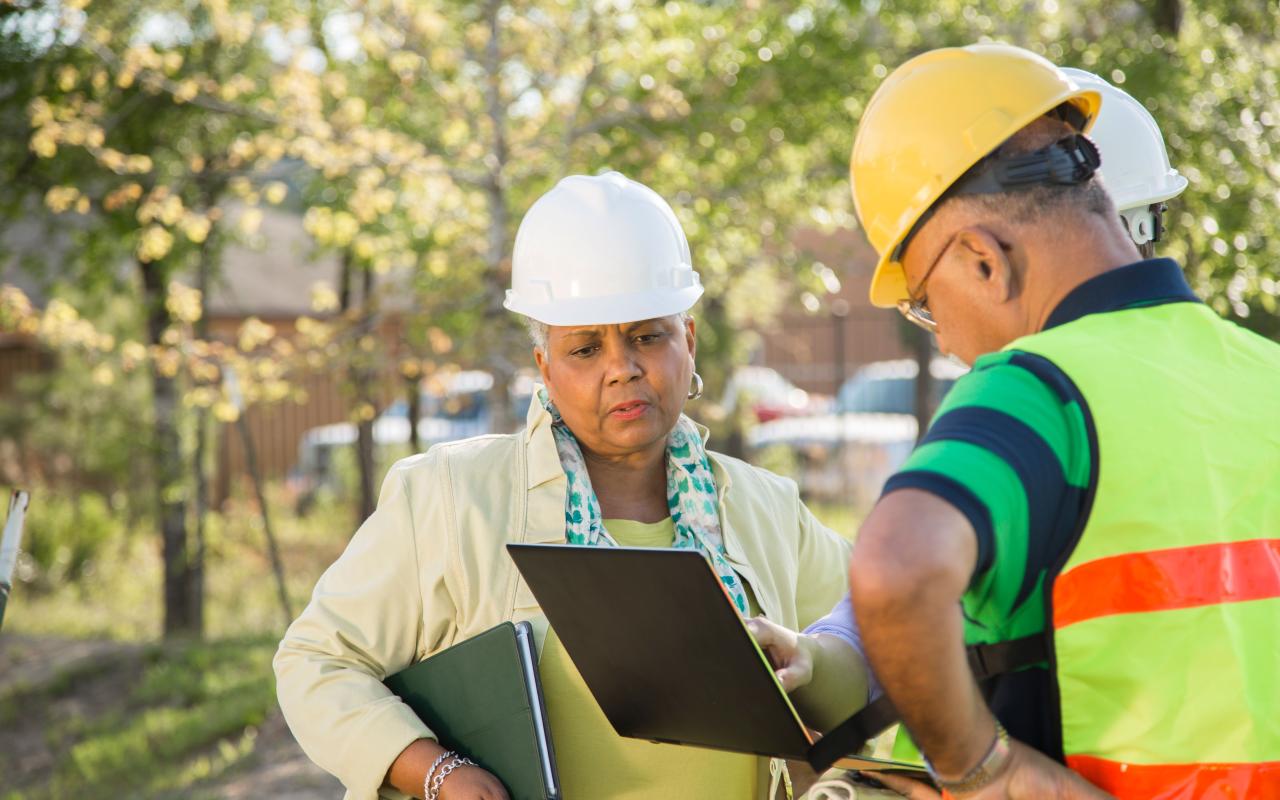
left=1008, top=300, right=1280, bottom=799
left=1067, top=755, right=1280, bottom=799
left=1054, top=538, right=1280, bottom=628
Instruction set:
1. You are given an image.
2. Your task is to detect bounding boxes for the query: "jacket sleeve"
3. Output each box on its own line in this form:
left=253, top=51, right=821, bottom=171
left=792, top=492, right=855, bottom=629
left=273, top=452, right=457, bottom=799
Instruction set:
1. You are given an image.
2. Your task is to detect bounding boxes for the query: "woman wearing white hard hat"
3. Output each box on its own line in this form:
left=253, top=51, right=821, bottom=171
left=1060, top=68, right=1189, bottom=257
left=275, top=171, right=862, bottom=800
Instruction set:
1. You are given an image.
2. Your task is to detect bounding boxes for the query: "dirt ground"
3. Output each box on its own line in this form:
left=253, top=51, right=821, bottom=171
left=0, top=633, right=343, bottom=799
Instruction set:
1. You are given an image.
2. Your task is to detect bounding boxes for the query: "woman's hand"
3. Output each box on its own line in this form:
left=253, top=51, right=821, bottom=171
left=745, top=616, right=816, bottom=692
left=387, top=739, right=510, bottom=800
left=437, top=763, right=510, bottom=800
left=869, top=740, right=1115, bottom=800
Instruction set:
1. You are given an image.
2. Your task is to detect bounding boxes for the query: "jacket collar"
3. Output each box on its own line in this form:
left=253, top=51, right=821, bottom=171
left=524, top=397, right=565, bottom=490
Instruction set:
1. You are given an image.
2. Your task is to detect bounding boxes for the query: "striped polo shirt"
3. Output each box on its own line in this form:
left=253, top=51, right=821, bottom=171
left=883, top=258, right=1202, bottom=755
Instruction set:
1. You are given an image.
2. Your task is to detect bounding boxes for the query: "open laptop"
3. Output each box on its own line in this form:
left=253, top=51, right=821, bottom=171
left=506, top=543, right=927, bottom=777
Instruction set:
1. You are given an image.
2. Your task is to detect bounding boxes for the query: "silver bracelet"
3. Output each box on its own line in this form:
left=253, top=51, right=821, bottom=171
left=423, top=750, right=456, bottom=800
left=426, top=755, right=477, bottom=800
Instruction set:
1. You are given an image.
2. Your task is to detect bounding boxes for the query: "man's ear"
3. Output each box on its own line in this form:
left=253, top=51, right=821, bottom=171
left=953, top=227, right=1015, bottom=304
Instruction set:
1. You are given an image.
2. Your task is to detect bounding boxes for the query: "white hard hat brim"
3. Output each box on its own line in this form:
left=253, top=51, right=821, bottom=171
left=504, top=284, right=704, bottom=327
left=1112, top=171, right=1189, bottom=212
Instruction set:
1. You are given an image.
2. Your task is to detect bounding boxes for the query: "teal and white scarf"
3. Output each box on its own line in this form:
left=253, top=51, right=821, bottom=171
left=540, top=389, right=749, bottom=614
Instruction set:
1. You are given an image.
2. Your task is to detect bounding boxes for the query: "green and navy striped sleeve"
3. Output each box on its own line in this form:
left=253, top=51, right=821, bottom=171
left=881, top=351, right=1093, bottom=640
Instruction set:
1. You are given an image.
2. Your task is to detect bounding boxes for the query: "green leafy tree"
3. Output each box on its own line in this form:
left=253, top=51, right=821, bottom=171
left=2, top=0, right=314, bottom=635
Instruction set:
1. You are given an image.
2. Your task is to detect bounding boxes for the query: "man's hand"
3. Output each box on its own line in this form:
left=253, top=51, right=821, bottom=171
left=868, top=740, right=1114, bottom=800
left=746, top=616, right=815, bottom=692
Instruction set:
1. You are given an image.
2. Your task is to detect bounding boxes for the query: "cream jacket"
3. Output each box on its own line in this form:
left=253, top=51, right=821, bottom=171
left=274, top=399, right=853, bottom=800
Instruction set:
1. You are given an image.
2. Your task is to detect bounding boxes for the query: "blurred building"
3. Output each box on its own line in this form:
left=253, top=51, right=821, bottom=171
left=754, top=226, right=909, bottom=395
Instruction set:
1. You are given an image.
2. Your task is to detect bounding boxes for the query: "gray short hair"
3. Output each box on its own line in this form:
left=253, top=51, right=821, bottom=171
left=524, top=311, right=693, bottom=353
left=938, top=115, right=1115, bottom=226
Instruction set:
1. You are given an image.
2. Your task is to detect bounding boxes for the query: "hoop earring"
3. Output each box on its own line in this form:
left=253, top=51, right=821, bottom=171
left=688, top=371, right=704, bottom=400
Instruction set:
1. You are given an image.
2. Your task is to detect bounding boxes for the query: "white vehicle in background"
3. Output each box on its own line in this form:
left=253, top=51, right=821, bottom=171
left=748, top=358, right=968, bottom=508
left=720, top=365, right=832, bottom=423
left=291, top=370, right=534, bottom=509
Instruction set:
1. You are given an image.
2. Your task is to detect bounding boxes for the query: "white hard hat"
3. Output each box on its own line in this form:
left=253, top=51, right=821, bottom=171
left=505, top=171, right=703, bottom=326
left=1061, top=68, right=1188, bottom=245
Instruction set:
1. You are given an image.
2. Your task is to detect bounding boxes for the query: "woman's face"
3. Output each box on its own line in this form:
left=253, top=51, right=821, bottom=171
left=535, top=315, right=696, bottom=460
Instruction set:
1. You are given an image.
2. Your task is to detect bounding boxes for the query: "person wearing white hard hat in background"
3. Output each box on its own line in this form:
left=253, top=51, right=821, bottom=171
left=1059, top=68, right=1188, bottom=258
left=747, top=68, right=1198, bottom=794
left=747, top=43, right=1280, bottom=800
left=275, top=171, right=863, bottom=800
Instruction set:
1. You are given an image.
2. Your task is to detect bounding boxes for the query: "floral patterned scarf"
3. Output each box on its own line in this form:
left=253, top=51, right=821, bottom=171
left=540, top=389, right=749, bottom=614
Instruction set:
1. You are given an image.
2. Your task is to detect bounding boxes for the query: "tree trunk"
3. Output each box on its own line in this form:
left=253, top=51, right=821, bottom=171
left=235, top=410, right=293, bottom=629
left=142, top=260, right=199, bottom=638
left=406, top=374, right=422, bottom=454
left=187, top=226, right=217, bottom=634
left=912, top=326, right=933, bottom=444
left=354, top=263, right=377, bottom=522
left=480, top=0, right=520, bottom=436
left=1151, top=0, right=1183, bottom=37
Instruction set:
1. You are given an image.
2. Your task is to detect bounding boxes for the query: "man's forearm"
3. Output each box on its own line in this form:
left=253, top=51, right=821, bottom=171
left=852, top=568, right=993, bottom=774
left=848, top=489, right=995, bottom=778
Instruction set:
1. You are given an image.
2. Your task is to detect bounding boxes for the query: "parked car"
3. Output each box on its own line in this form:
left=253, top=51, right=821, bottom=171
left=290, top=370, right=534, bottom=509
left=720, top=366, right=832, bottom=424
left=747, top=357, right=968, bottom=508
left=835, top=357, right=967, bottom=415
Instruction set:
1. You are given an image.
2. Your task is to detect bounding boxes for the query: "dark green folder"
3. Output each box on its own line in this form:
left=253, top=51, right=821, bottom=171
left=384, top=621, right=560, bottom=800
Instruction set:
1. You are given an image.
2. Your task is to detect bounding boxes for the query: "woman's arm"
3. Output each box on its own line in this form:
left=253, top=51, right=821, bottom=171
left=748, top=616, right=870, bottom=733
left=387, top=738, right=509, bottom=799
left=274, top=455, right=458, bottom=799
left=791, top=494, right=855, bottom=628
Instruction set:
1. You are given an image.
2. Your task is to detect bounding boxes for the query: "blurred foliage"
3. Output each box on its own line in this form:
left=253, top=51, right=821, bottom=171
left=0, top=0, right=1277, bottom=635
left=5, top=480, right=345, bottom=639
left=4, top=0, right=1277, bottom=401
left=754, top=442, right=803, bottom=486
left=19, top=490, right=122, bottom=585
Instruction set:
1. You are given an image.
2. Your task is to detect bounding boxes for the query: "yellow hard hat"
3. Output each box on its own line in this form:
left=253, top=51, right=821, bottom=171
left=851, top=43, right=1102, bottom=308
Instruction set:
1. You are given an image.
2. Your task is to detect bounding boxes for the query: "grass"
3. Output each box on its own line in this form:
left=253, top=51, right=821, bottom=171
left=1, top=636, right=279, bottom=800
left=807, top=501, right=865, bottom=543
left=61, top=638, right=276, bottom=795
left=1, top=482, right=346, bottom=799
left=0, top=477, right=868, bottom=798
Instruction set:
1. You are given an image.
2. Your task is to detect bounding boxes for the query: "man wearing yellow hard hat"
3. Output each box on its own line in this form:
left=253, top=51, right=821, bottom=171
left=795, top=43, right=1280, bottom=799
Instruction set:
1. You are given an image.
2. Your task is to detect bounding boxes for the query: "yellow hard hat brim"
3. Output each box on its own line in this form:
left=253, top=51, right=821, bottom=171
left=869, top=259, right=911, bottom=310
left=864, top=86, right=1102, bottom=309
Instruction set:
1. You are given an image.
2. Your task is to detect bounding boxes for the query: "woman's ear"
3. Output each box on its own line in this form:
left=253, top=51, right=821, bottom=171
left=534, top=345, right=551, bottom=387
left=683, top=315, right=697, bottom=360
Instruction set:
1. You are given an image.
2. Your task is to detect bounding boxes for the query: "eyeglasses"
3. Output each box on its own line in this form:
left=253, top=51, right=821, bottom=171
left=892, top=132, right=1100, bottom=333
left=896, top=234, right=955, bottom=333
